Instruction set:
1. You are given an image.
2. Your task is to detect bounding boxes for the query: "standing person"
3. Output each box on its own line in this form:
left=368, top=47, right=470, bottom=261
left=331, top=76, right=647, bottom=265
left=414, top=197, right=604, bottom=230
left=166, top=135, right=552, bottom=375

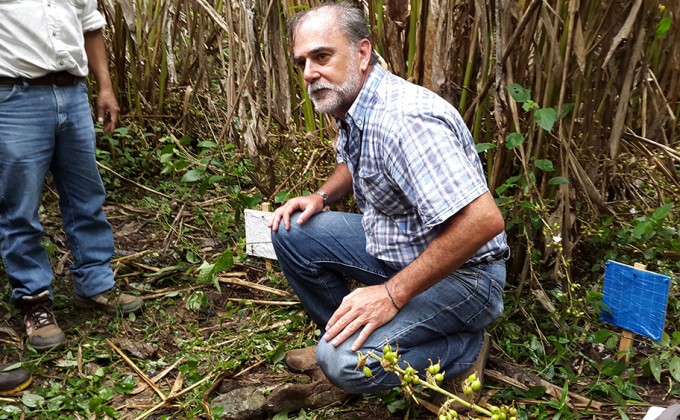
left=0, top=0, right=144, bottom=352
left=269, top=2, right=508, bottom=405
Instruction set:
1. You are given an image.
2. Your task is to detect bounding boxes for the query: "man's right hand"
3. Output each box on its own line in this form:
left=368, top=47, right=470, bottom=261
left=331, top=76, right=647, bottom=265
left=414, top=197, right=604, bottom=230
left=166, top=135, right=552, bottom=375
left=268, top=194, right=325, bottom=232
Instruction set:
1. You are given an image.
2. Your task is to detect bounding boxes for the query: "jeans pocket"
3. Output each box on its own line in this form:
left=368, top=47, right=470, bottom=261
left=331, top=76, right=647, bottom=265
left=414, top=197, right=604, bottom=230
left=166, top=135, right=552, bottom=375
left=0, top=85, right=18, bottom=104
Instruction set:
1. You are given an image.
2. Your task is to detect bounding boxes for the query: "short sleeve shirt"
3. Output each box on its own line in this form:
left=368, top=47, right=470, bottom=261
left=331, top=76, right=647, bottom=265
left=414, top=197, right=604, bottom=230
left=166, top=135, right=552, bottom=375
left=0, top=0, right=106, bottom=78
left=336, top=66, right=507, bottom=269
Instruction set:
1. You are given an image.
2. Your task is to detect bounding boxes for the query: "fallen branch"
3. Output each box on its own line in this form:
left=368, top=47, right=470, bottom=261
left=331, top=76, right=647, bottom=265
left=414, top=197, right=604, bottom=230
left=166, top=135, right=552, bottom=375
left=487, top=358, right=603, bottom=411
left=107, top=338, right=167, bottom=401
left=218, top=276, right=296, bottom=299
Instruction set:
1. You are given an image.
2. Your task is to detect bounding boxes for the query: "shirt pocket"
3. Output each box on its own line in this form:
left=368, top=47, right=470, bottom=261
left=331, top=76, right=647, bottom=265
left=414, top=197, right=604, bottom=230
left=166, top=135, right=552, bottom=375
left=357, top=168, right=407, bottom=216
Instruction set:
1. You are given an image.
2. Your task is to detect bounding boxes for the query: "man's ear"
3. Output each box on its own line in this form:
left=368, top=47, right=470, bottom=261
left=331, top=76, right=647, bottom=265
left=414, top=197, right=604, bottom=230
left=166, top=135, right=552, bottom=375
left=358, top=38, right=372, bottom=71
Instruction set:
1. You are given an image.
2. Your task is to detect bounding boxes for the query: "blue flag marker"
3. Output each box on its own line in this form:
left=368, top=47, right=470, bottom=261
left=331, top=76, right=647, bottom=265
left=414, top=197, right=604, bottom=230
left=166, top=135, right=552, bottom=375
left=601, top=260, right=671, bottom=341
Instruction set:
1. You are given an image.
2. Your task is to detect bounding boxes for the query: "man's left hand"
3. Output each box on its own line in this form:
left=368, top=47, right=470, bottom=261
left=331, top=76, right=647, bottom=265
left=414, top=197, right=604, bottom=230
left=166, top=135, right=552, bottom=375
left=323, top=284, right=399, bottom=351
left=96, top=88, right=119, bottom=134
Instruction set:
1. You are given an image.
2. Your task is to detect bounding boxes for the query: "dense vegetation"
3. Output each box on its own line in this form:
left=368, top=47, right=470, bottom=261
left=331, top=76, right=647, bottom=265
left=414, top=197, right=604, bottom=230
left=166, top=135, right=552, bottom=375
left=1, top=0, right=678, bottom=418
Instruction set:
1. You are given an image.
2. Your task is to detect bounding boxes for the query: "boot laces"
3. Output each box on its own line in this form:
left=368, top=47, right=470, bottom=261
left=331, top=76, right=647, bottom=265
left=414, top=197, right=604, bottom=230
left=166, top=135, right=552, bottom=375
left=25, top=305, right=57, bottom=329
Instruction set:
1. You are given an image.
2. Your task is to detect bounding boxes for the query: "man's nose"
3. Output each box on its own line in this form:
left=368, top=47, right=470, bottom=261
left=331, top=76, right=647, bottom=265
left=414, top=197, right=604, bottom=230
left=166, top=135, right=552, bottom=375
left=302, top=61, right=319, bottom=83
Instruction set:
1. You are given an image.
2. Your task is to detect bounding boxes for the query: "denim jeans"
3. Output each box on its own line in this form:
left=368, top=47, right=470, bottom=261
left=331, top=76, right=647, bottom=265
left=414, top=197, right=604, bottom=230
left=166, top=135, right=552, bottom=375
left=0, top=81, right=115, bottom=304
left=271, top=211, right=506, bottom=393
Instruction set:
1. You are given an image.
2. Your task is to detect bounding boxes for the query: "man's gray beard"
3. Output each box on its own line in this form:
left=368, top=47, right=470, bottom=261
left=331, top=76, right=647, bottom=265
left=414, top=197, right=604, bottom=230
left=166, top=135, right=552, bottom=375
left=308, top=56, right=361, bottom=115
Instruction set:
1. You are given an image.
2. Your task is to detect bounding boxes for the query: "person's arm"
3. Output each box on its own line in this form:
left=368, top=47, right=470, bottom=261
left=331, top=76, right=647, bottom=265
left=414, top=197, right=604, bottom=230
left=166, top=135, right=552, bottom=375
left=269, top=163, right=353, bottom=231
left=323, top=192, right=504, bottom=351
left=84, top=29, right=119, bottom=134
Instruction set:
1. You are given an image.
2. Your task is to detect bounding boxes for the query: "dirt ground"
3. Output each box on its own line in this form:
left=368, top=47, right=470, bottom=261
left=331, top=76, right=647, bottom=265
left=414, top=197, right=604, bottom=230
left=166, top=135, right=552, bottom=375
left=1, top=194, right=678, bottom=419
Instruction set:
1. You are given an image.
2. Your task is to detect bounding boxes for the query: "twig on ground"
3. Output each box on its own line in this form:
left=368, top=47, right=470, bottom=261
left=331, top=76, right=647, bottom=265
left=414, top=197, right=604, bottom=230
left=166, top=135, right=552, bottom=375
left=107, top=338, right=167, bottom=401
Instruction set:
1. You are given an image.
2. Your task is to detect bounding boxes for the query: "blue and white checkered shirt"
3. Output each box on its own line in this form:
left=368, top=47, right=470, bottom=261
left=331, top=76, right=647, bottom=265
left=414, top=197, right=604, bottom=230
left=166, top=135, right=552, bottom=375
left=336, top=66, right=507, bottom=269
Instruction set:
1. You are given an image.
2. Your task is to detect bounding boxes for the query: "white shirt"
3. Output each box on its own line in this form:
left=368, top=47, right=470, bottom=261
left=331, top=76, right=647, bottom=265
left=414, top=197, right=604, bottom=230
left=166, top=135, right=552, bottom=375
left=0, top=0, right=106, bottom=78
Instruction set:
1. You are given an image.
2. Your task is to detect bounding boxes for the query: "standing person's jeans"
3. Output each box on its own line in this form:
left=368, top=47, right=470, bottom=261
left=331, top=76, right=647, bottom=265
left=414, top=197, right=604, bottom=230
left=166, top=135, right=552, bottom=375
left=271, top=211, right=506, bottom=393
left=0, top=81, right=115, bottom=304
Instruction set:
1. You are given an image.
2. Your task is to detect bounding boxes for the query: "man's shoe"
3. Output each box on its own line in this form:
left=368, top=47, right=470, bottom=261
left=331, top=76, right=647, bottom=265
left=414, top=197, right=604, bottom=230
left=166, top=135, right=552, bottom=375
left=284, top=345, right=318, bottom=373
left=73, top=286, right=144, bottom=315
left=0, top=364, right=32, bottom=396
left=21, top=292, right=66, bottom=352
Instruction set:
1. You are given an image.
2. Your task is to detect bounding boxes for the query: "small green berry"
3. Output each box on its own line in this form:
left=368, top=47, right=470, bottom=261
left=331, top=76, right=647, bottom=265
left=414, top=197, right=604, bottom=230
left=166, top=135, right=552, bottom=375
left=363, top=366, right=373, bottom=377
left=434, top=373, right=445, bottom=382
left=470, top=379, right=481, bottom=391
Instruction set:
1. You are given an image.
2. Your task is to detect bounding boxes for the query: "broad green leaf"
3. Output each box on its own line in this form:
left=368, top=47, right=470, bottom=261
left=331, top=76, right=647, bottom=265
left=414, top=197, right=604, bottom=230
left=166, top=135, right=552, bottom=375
left=548, top=177, right=569, bottom=185
left=182, top=169, right=204, bottom=183
left=21, top=393, right=45, bottom=408
left=197, top=140, right=218, bottom=149
left=535, top=107, right=557, bottom=132
left=475, top=142, right=496, bottom=153
left=507, top=83, right=531, bottom=102
left=505, top=132, right=524, bottom=149
left=649, top=356, right=662, bottom=382
left=275, top=190, right=293, bottom=203
left=670, top=356, right=680, bottom=382
left=535, top=159, right=555, bottom=172
left=214, top=250, right=234, bottom=273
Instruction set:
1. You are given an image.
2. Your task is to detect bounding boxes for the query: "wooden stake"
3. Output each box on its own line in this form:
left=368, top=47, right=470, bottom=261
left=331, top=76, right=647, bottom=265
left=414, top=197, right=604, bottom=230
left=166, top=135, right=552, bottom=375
left=616, top=262, right=646, bottom=363
left=261, top=202, right=272, bottom=271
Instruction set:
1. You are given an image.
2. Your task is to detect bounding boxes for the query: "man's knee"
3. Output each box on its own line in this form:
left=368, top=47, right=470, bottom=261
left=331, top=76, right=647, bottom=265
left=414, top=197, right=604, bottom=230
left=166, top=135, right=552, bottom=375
left=316, top=339, right=397, bottom=394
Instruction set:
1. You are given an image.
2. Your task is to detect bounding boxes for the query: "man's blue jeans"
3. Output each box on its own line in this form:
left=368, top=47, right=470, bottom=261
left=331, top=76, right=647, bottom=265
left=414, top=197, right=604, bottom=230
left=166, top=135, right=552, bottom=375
left=271, top=211, right=506, bottom=393
left=0, top=81, right=115, bottom=304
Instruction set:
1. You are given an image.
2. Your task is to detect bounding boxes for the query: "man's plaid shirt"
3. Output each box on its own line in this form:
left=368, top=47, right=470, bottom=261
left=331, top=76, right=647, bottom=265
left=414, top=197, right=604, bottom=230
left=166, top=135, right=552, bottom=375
left=335, top=66, right=507, bottom=270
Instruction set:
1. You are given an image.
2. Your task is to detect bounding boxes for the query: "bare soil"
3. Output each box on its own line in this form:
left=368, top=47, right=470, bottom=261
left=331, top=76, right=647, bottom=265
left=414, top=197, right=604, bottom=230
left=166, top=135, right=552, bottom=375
left=1, top=193, right=677, bottom=419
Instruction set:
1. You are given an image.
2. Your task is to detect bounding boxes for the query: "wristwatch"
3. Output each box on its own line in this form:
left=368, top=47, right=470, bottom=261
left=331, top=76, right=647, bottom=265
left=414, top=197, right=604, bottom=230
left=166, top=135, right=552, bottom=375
left=314, top=190, right=328, bottom=207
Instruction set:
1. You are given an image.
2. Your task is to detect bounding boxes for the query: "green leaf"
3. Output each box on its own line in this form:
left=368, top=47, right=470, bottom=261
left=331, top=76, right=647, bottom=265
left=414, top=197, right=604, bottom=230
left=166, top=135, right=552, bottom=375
left=652, top=202, right=673, bottom=221
left=213, top=250, right=234, bottom=273
left=548, top=177, right=569, bottom=185
left=475, top=142, right=496, bottom=153
left=507, top=83, right=531, bottom=102
left=535, top=159, right=555, bottom=172
left=590, top=329, right=613, bottom=344
left=522, top=99, right=539, bottom=111
left=22, top=393, right=45, bottom=408
left=505, top=132, right=525, bottom=149
left=535, top=107, right=557, bottom=132
left=670, top=356, right=680, bottom=382
left=649, top=356, right=662, bottom=383
left=275, top=190, right=293, bottom=204
left=197, top=140, right=218, bottom=149
left=182, top=169, right=204, bottom=183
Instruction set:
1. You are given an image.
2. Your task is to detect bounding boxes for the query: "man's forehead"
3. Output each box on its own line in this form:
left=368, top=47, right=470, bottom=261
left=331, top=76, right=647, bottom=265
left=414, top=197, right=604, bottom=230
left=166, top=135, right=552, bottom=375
left=294, top=13, right=344, bottom=49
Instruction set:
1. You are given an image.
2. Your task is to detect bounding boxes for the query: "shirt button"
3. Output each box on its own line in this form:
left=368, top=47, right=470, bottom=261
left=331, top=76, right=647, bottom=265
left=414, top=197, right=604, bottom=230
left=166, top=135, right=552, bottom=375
left=59, top=60, right=64, bottom=65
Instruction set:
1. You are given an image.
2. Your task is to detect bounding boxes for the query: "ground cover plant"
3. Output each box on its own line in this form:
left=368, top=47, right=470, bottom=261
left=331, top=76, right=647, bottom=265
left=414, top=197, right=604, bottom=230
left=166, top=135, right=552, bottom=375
left=1, top=0, right=679, bottom=418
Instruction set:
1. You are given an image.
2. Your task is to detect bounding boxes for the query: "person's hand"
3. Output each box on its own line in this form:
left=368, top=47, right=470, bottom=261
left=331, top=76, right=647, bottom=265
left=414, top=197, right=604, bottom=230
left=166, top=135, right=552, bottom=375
left=323, top=284, right=399, bottom=351
left=96, top=87, right=119, bottom=134
left=268, top=194, right=324, bottom=232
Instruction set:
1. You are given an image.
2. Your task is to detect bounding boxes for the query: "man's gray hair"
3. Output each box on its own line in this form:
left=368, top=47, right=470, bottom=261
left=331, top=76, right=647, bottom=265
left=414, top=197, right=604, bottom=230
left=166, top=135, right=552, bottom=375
left=288, top=2, right=380, bottom=65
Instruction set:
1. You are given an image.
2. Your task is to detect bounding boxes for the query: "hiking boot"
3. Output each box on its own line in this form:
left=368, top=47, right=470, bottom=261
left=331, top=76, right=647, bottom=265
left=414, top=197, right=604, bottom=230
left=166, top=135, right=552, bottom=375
left=21, top=291, right=66, bottom=352
left=73, top=286, right=144, bottom=315
left=284, top=345, right=318, bottom=373
left=425, top=332, right=491, bottom=413
left=0, top=364, right=32, bottom=396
